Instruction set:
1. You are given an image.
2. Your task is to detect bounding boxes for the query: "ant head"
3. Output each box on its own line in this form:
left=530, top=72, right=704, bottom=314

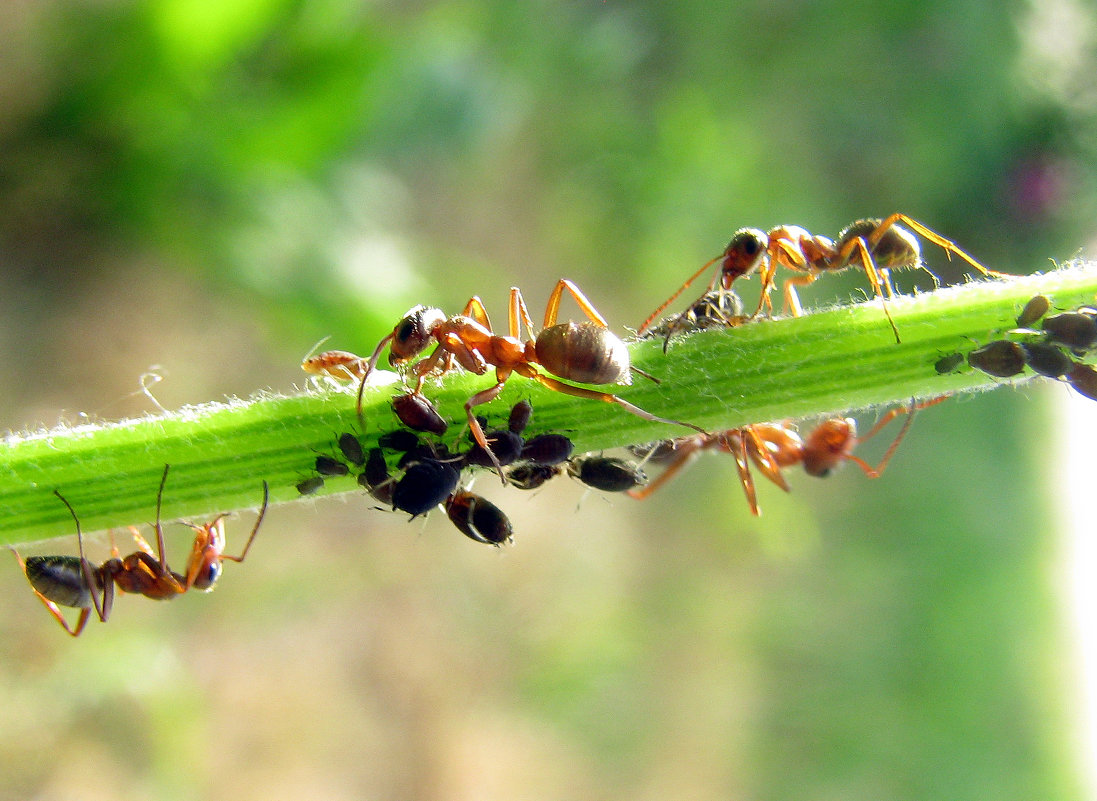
left=720, top=228, right=769, bottom=284
left=389, top=306, right=447, bottom=364
left=802, top=418, right=856, bottom=477
left=190, top=559, right=222, bottom=591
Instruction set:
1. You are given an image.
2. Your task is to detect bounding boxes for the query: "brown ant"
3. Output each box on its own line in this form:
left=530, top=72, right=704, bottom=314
left=11, top=465, right=269, bottom=636
left=638, top=215, right=1004, bottom=343
left=355, top=279, right=705, bottom=479
left=628, top=397, right=945, bottom=515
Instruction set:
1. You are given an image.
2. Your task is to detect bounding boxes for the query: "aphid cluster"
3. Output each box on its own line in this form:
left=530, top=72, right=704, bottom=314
left=944, top=295, right=1097, bottom=402
left=296, top=391, right=662, bottom=545
left=11, top=465, right=268, bottom=637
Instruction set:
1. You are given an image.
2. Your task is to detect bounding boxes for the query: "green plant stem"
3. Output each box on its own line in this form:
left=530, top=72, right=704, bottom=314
left=2, top=263, right=1095, bottom=545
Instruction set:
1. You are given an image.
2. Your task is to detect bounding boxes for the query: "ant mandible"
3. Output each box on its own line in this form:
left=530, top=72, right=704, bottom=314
left=628, top=396, right=946, bottom=515
left=638, top=215, right=1006, bottom=343
left=355, top=279, right=706, bottom=479
left=11, top=465, right=269, bottom=636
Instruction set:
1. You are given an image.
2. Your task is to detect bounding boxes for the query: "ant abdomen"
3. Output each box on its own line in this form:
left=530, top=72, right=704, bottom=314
left=534, top=322, right=631, bottom=385
left=24, top=555, right=96, bottom=609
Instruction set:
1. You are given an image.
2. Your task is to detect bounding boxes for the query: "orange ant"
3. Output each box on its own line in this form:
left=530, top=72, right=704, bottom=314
left=638, top=215, right=1006, bottom=343
left=11, top=465, right=269, bottom=637
left=628, top=396, right=946, bottom=515
left=355, top=279, right=706, bottom=479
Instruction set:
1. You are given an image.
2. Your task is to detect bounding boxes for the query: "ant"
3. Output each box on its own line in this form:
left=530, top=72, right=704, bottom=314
left=11, top=465, right=269, bottom=637
left=355, top=279, right=705, bottom=480
left=638, top=215, right=1005, bottom=343
left=628, top=397, right=946, bottom=515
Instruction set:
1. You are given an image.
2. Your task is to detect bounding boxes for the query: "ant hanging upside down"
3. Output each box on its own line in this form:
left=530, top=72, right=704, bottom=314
left=11, top=464, right=269, bottom=637
left=355, top=279, right=706, bottom=480
left=629, top=396, right=946, bottom=515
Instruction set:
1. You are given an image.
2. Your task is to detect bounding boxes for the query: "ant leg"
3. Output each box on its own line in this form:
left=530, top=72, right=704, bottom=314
left=779, top=274, right=819, bottom=318
left=849, top=395, right=948, bottom=478
left=840, top=237, right=901, bottom=343
left=887, top=214, right=1009, bottom=279
left=542, top=279, right=611, bottom=329
left=741, top=426, right=792, bottom=493
left=220, top=482, right=270, bottom=564
left=627, top=438, right=705, bottom=500
left=464, top=372, right=513, bottom=483
left=461, top=296, right=493, bottom=329
left=125, top=526, right=157, bottom=557
left=517, top=367, right=707, bottom=434
left=726, top=431, right=762, bottom=516
left=749, top=242, right=787, bottom=319
left=508, top=287, right=538, bottom=341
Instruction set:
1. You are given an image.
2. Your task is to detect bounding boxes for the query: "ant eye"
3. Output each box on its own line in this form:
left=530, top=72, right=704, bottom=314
left=395, top=317, right=420, bottom=344
left=196, top=562, right=222, bottom=590
left=729, top=230, right=763, bottom=256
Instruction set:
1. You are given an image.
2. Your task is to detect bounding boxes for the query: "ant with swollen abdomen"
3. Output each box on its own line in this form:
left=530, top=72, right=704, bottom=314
left=11, top=464, right=269, bottom=636
left=355, top=279, right=706, bottom=480
left=638, top=215, right=1005, bottom=343
left=628, top=397, right=946, bottom=516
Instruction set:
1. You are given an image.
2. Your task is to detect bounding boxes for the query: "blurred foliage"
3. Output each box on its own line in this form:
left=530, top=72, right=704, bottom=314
left=0, top=0, right=1094, bottom=799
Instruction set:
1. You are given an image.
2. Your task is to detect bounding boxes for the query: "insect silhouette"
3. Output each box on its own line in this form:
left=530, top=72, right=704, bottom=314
left=355, top=279, right=705, bottom=479
left=12, top=465, right=269, bottom=636
left=638, top=215, right=1004, bottom=343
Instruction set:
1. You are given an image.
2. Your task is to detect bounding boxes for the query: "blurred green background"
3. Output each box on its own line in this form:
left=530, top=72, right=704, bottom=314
left=1, top=0, right=1095, bottom=799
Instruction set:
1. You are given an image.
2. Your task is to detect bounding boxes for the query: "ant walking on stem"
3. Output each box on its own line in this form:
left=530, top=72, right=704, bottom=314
left=11, top=465, right=269, bottom=637
left=638, top=215, right=1005, bottom=343
left=629, top=396, right=946, bottom=515
left=355, top=279, right=706, bottom=480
